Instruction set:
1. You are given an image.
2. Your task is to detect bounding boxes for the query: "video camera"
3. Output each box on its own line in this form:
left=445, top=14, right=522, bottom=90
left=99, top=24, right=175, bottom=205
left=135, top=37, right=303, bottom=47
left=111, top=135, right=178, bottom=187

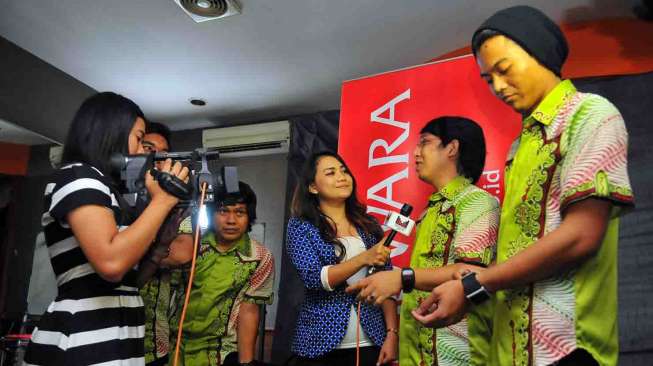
left=110, top=148, right=239, bottom=211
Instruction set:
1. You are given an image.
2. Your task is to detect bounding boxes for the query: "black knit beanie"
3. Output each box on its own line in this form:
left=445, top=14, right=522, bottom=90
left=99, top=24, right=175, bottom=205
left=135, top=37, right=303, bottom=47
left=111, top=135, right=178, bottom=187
left=471, top=5, right=568, bottom=76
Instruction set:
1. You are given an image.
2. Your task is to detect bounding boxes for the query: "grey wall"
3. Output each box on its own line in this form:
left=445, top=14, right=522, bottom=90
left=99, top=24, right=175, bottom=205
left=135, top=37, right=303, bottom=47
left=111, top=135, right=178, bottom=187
left=218, top=154, right=288, bottom=329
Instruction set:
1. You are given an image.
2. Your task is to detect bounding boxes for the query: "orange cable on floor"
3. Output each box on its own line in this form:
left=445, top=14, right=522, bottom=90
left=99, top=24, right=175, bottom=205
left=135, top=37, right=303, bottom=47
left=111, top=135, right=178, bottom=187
left=173, top=181, right=208, bottom=366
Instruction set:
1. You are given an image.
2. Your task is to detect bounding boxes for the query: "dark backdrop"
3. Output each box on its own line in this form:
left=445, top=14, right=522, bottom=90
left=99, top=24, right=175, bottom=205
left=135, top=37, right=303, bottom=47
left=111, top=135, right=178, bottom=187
left=272, top=110, right=340, bottom=364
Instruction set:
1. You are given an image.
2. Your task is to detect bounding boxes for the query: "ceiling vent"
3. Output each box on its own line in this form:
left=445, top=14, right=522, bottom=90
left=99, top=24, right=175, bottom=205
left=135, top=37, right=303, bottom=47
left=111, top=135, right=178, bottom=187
left=174, top=0, right=242, bottom=23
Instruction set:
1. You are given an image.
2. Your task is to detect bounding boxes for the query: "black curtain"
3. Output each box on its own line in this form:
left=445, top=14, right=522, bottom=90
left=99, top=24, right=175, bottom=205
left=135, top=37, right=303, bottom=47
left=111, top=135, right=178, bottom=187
left=272, top=72, right=653, bottom=365
left=575, top=71, right=653, bottom=364
left=272, top=110, right=340, bottom=365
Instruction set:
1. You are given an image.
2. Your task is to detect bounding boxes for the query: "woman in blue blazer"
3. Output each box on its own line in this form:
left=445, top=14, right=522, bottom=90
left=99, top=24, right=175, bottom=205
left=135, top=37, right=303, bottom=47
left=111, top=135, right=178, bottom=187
left=286, top=151, right=398, bottom=366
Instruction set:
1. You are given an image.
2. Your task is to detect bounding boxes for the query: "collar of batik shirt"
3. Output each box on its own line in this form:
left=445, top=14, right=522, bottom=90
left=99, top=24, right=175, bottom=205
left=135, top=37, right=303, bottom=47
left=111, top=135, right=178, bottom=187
left=428, top=175, right=472, bottom=209
left=201, top=231, right=251, bottom=256
left=524, top=79, right=577, bottom=129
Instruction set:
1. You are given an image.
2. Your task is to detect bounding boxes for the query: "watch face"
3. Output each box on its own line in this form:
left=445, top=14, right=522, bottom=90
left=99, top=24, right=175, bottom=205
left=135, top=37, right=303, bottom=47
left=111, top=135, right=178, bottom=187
left=401, top=268, right=415, bottom=292
left=461, top=272, right=490, bottom=305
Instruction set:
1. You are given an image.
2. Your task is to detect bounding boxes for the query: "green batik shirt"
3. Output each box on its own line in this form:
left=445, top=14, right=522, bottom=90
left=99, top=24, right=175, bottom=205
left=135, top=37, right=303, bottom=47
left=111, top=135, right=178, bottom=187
left=399, top=176, right=499, bottom=366
left=492, top=80, right=634, bottom=366
left=142, top=268, right=188, bottom=364
left=142, top=216, right=193, bottom=365
left=176, top=231, right=274, bottom=366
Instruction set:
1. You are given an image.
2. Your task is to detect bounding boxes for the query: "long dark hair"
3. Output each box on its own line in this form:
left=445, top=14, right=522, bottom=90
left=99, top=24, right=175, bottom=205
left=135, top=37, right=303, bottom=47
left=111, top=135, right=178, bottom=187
left=61, top=92, right=145, bottom=182
left=291, top=151, right=383, bottom=262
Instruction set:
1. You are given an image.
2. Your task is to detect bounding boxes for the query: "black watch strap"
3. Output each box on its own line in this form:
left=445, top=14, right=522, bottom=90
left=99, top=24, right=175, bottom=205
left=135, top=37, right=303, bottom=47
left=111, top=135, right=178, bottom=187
left=401, top=267, right=415, bottom=293
left=461, top=272, right=490, bottom=305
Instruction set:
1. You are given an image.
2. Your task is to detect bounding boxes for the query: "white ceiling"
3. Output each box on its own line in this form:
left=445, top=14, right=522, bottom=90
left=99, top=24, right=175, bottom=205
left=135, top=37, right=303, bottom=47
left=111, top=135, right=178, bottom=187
left=0, top=0, right=635, bottom=131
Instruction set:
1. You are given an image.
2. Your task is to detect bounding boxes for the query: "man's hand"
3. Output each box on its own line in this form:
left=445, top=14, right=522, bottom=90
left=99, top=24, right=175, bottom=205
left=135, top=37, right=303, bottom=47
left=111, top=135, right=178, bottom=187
left=411, top=279, right=468, bottom=328
left=149, top=207, right=190, bottom=260
left=156, top=207, right=189, bottom=245
left=345, top=270, right=401, bottom=306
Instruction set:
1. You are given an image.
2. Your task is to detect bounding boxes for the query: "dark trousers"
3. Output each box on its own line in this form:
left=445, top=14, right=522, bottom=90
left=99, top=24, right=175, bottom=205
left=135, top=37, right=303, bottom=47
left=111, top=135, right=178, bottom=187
left=223, top=352, right=241, bottom=366
left=290, top=346, right=381, bottom=366
left=224, top=352, right=278, bottom=366
left=146, top=356, right=169, bottom=366
left=556, top=348, right=599, bottom=366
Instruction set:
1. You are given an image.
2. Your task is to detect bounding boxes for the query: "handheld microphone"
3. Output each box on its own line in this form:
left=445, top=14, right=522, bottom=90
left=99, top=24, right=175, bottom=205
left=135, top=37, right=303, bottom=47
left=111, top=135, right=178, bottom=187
left=367, top=203, right=414, bottom=276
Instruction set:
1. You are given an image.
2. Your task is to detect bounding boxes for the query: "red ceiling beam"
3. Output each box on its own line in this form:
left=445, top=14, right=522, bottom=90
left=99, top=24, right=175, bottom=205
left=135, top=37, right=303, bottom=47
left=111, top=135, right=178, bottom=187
left=432, top=17, right=653, bottom=79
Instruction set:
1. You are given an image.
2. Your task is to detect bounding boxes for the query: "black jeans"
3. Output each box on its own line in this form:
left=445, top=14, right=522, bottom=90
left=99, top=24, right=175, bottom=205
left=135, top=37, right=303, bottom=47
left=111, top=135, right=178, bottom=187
left=146, top=357, right=169, bottom=366
left=556, top=348, right=599, bottom=366
left=290, top=346, right=381, bottom=366
left=223, top=352, right=241, bottom=366
left=222, top=352, right=279, bottom=366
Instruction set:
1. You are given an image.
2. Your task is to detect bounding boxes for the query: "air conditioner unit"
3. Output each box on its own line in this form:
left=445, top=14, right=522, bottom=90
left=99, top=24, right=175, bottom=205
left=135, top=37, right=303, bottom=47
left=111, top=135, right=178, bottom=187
left=202, top=121, right=290, bottom=158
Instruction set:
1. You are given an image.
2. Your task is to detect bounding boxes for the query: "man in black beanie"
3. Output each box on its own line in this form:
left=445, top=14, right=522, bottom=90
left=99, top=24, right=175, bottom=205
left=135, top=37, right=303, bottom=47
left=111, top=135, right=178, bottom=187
left=412, top=5, right=634, bottom=366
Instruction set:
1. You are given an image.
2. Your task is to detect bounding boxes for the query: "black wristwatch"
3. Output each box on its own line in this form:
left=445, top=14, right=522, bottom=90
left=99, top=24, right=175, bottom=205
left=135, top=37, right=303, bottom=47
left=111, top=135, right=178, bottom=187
left=401, top=267, right=415, bottom=293
left=461, top=271, right=491, bottom=305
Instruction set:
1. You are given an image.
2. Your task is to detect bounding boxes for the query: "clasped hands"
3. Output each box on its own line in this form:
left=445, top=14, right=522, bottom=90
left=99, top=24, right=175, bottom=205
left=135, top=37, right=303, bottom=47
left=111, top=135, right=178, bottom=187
left=345, top=262, right=486, bottom=328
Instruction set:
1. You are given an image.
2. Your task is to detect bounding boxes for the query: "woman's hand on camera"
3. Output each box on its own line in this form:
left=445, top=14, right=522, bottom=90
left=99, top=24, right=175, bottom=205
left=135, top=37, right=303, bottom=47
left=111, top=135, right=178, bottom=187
left=360, top=242, right=391, bottom=267
left=146, top=159, right=189, bottom=207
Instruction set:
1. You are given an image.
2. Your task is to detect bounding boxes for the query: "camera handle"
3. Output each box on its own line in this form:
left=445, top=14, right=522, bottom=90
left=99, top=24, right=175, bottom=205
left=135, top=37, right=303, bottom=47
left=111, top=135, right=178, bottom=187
left=193, top=149, right=214, bottom=203
left=149, top=169, right=193, bottom=200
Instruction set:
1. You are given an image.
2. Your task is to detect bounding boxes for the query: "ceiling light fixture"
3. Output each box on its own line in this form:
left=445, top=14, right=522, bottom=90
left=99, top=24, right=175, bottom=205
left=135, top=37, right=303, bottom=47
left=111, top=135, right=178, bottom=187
left=190, top=98, right=207, bottom=106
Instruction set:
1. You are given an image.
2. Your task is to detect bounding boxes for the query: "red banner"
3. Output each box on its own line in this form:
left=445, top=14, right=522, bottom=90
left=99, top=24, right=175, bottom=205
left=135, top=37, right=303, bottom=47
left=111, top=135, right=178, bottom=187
left=338, top=55, right=521, bottom=267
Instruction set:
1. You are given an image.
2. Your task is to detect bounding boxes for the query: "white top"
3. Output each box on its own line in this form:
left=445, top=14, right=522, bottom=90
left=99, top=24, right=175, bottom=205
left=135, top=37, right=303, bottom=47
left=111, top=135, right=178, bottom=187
left=320, top=236, right=374, bottom=349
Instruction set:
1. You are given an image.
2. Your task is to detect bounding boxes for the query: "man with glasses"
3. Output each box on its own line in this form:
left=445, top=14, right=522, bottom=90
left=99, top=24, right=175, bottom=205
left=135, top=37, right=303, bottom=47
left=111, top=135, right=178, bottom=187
left=178, top=181, right=275, bottom=366
left=348, top=116, right=499, bottom=365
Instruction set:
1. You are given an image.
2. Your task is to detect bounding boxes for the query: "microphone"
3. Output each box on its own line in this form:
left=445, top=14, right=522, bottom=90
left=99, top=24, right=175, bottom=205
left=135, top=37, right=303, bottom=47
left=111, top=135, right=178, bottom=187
left=367, top=203, right=414, bottom=276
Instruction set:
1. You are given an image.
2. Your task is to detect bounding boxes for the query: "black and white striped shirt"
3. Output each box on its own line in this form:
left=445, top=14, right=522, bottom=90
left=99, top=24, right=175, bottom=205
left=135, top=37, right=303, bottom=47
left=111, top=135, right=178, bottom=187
left=24, top=163, right=145, bottom=366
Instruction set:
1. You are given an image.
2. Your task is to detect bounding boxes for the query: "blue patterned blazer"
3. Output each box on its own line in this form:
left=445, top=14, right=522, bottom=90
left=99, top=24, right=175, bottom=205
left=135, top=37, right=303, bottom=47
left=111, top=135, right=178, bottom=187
left=286, top=217, right=389, bottom=358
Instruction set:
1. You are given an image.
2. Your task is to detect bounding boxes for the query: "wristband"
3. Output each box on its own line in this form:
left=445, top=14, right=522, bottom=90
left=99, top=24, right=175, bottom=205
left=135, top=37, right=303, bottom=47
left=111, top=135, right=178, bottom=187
left=461, top=271, right=491, bottom=305
left=401, top=267, right=415, bottom=293
left=386, top=328, right=398, bottom=335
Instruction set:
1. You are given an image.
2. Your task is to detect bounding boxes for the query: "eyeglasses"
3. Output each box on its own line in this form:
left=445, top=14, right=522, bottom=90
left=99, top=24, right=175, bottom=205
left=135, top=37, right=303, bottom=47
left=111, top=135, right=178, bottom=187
left=416, top=137, right=441, bottom=149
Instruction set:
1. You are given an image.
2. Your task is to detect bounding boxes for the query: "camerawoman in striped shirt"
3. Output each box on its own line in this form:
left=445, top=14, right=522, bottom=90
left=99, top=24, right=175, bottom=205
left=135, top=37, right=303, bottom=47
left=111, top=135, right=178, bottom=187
left=24, top=92, right=188, bottom=366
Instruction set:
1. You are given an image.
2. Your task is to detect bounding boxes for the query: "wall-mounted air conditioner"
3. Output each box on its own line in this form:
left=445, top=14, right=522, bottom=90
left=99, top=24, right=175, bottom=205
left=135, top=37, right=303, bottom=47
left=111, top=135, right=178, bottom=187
left=202, top=121, right=290, bottom=158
